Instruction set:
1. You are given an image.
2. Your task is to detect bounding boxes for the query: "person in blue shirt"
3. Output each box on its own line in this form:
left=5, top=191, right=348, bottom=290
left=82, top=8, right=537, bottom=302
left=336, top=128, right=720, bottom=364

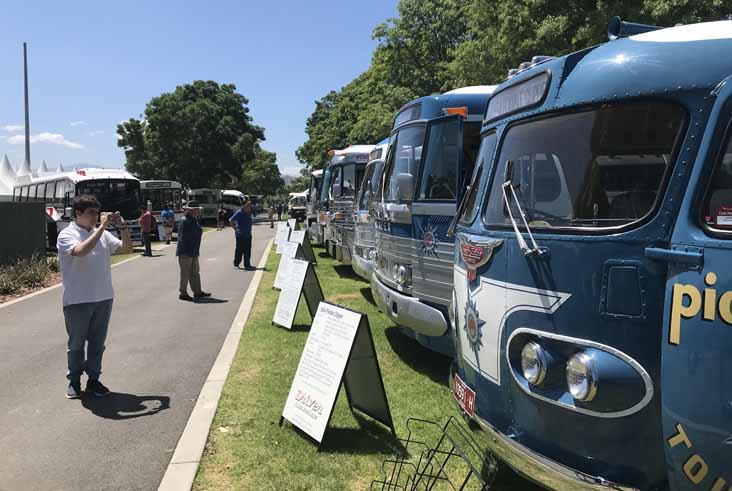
left=160, top=203, right=175, bottom=245
left=229, top=199, right=254, bottom=270
left=176, top=201, right=211, bottom=301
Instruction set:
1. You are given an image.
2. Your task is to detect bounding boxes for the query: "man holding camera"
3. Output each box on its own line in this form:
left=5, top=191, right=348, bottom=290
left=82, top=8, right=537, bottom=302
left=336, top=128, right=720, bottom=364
left=56, top=195, right=133, bottom=399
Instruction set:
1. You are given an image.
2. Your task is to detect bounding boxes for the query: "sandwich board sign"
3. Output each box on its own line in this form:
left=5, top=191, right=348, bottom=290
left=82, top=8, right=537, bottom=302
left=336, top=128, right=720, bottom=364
left=272, top=258, right=324, bottom=329
left=275, top=223, right=291, bottom=255
left=288, top=218, right=298, bottom=231
left=280, top=302, right=395, bottom=446
left=289, top=229, right=317, bottom=264
left=273, top=241, right=308, bottom=290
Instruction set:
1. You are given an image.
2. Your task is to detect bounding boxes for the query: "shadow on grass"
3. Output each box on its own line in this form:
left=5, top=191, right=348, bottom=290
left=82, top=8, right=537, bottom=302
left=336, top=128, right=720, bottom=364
left=81, top=393, right=170, bottom=420
left=360, top=287, right=376, bottom=306
left=293, top=412, right=403, bottom=455
left=333, top=264, right=365, bottom=282
left=318, top=252, right=331, bottom=259
left=384, top=326, right=451, bottom=387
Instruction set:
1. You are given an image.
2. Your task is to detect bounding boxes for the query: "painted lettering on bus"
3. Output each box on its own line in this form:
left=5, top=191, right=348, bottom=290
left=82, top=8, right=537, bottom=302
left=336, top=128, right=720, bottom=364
left=670, top=273, right=732, bottom=345
left=667, top=423, right=730, bottom=490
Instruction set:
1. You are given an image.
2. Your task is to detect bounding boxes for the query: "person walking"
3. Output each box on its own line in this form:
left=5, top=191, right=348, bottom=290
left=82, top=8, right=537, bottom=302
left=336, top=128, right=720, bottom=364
left=216, top=206, right=226, bottom=231
left=267, top=203, right=274, bottom=228
left=176, top=201, right=211, bottom=301
left=160, top=203, right=175, bottom=245
left=230, top=199, right=254, bottom=270
left=276, top=202, right=282, bottom=221
left=56, top=195, right=133, bottom=399
left=138, top=205, right=155, bottom=257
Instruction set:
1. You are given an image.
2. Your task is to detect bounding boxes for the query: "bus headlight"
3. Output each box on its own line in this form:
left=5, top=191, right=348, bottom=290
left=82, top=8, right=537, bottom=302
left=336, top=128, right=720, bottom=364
left=368, top=249, right=377, bottom=261
left=393, top=264, right=411, bottom=286
left=521, top=342, right=547, bottom=386
left=566, top=352, right=598, bottom=402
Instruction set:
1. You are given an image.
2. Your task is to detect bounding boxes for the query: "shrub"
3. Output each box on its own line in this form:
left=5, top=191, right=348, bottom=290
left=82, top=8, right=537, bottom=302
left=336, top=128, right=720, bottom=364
left=0, top=254, right=56, bottom=296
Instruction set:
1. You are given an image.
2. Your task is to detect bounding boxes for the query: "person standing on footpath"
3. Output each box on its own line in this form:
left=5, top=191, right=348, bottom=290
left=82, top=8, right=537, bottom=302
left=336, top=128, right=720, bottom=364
left=267, top=203, right=274, bottom=228
left=216, top=205, right=226, bottom=231
left=138, top=205, right=155, bottom=256
left=230, top=199, right=254, bottom=270
left=176, top=201, right=211, bottom=301
left=276, top=202, right=282, bottom=221
left=57, top=195, right=133, bottom=399
left=160, top=203, right=175, bottom=245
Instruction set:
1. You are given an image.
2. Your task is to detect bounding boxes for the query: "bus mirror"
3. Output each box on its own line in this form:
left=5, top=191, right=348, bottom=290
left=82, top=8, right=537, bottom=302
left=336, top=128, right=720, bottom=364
left=396, top=173, right=414, bottom=203
left=332, top=182, right=342, bottom=197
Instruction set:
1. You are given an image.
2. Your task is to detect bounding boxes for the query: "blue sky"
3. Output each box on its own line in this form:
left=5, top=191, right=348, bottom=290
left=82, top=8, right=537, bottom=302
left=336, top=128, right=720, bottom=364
left=0, top=1, right=397, bottom=177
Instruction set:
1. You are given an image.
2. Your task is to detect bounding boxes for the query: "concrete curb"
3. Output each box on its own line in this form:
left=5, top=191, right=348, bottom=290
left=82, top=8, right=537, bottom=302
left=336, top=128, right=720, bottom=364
left=158, top=238, right=273, bottom=491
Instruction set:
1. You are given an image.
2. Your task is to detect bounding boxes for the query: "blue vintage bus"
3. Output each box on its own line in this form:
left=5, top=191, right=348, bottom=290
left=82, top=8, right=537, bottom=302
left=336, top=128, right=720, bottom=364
left=372, top=86, right=495, bottom=356
left=451, top=18, right=732, bottom=491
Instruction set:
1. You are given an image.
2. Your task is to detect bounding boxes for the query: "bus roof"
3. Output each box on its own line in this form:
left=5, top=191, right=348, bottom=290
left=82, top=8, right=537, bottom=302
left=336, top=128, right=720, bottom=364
left=328, top=144, right=375, bottom=166
left=484, top=19, right=732, bottom=129
left=392, top=85, right=498, bottom=131
left=12, top=167, right=138, bottom=187
left=311, top=169, right=324, bottom=178
left=140, top=180, right=182, bottom=189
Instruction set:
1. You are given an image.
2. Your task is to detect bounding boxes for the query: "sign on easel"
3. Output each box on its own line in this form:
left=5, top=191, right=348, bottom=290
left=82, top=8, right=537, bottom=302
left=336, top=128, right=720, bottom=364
left=288, top=218, right=298, bottom=231
left=272, top=259, right=324, bottom=329
left=273, top=255, right=293, bottom=290
left=275, top=223, right=291, bottom=255
left=289, top=230, right=317, bottom=264
left=280, top=302, right=395, bottom=446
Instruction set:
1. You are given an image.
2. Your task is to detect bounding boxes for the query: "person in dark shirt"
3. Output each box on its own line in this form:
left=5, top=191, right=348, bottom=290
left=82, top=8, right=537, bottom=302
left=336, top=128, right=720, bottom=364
left=176, top=202, right=211, bottom=301
left=229, top=199, right=254, bottom=270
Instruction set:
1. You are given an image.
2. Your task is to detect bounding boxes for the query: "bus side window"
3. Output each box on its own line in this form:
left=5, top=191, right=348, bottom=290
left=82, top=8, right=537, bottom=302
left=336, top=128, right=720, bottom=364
left=37, top=183, right=46, bottom=203
left=56, top=180, right=67, bottom=199
left=46, top=181, right=56, bottom=202
left=702, top=127, right=732, bottom=233
left=29, top=184, right=37, bottom=201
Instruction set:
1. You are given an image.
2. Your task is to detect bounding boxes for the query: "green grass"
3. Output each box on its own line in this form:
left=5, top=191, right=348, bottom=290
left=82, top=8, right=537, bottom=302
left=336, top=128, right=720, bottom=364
left=193, top=246, right=542, bottom=491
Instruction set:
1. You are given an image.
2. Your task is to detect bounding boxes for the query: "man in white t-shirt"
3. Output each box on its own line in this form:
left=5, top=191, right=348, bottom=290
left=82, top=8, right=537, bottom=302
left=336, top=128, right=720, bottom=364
left=56, top=195, right=133, bottom=399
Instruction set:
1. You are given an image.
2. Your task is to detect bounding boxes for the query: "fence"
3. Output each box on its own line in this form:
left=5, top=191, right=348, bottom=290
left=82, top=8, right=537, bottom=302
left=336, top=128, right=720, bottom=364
left=0, top=202, right=46, bottom=264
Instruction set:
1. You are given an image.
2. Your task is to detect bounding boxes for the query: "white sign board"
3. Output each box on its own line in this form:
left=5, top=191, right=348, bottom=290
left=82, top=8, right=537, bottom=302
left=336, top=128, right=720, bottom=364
left=273, top=255, right=293, bottom=290
left=279, top=240, right=300, bottom=259
left=288, top=218, right=297, bottom=230
left=281, top=303, right=362, bottom=443
left=289, top=230, right=306, bottom=244
left=288, top=230, right=316, bottom=263
left=275, top=223, right=291, bottom=254
left=272, top=258, right=310, bottom=329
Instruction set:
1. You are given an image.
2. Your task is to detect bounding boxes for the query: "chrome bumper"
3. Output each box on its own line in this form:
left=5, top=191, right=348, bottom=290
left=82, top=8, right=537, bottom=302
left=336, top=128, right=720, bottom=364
left=448, top=375, right=640, bottom=491
left=371, top=275, right=448, bottom=336
left=352, top=253, right=373, bottom=281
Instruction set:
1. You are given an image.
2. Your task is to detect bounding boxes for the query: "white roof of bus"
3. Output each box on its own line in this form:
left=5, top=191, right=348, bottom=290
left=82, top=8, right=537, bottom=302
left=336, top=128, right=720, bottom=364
left=312, top=169, right=323, bottom=177
left=222, top=189, right=246, bottom=197
left=334, top=144, right=375, bottom=155
left=12, top=167, right=138, bottom=186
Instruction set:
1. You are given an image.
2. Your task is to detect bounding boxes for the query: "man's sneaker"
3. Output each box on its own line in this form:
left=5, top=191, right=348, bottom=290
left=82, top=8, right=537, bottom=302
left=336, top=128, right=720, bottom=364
left=179, top=293, right=194, bottom=301
left=86, top=379, right=110, bottom=397
left=194, top=292, right=212, bottom=299
left=66, top=379, right=81, bottom=399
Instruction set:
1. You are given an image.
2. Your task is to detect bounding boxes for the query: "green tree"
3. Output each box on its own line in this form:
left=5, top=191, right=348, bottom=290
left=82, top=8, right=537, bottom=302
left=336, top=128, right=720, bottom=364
left=284, top=175, right=311, bottom=195
left=117, top=80, right=264, bottom=188
left=447, top=0, right=732, bottom=87
left=240, top=146, right=284, bottom=196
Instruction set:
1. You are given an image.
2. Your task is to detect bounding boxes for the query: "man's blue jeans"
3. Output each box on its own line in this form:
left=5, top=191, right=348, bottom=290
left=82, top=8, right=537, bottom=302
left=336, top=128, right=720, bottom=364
left=63, top=299, right=113, bottom=381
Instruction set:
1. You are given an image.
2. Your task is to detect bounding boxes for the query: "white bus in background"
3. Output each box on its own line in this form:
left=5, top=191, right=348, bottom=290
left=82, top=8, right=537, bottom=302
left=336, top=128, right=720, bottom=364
left=185, top=188, right=221, bottom=223
left=140, top=180, right=185, bottom=238
left=220, top=189, right=249, bottom=218
left=12, top=167, right=143, bottom=246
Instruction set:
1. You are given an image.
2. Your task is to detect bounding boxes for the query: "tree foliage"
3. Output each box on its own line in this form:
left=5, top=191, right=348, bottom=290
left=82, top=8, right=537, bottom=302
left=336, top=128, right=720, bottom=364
left=297, top=0, right=732, bottom=172
left=117, top=80, right=265, bottom=189
left=240, top=146, right=284, bottom=196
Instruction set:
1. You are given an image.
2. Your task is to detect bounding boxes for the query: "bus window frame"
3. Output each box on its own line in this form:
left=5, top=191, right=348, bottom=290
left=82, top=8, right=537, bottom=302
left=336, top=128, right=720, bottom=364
left=700, top=113, right=732, bottom=239
left=480, top=101, right=689, bottom=236
left=381, top=121, right=427, bottom=203
left=415, top=114, right=462, bottom=203
left=459, top=131, right=497, bottom=226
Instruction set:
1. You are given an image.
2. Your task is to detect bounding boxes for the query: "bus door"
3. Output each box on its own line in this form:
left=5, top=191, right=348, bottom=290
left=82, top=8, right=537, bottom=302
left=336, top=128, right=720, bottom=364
left=660, top=87, right=732, bottom=491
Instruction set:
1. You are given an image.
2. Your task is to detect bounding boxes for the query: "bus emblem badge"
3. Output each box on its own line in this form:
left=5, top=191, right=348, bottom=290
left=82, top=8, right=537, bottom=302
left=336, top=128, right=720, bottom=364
left=458, top=234, right=503, bottom=282
left=419, top=220, right=439, bottom=257
left=465, top=296, right=485, bottom=351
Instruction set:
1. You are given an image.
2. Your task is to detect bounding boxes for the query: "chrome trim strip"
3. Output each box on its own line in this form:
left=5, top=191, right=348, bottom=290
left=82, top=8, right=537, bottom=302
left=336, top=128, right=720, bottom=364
left=506, top=328, right=655, bottom=418
left=448, top=375, right=640, bottom=491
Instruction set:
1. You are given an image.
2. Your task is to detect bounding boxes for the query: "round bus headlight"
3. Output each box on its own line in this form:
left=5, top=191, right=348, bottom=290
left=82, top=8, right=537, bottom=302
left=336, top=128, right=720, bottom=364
left=566, top=352, right=598, bottom=402
left=368, top=249, right=377, bottom=261
left=521, top=342, right=547, bottom=386
left=393, top=264, right=410, bottom=286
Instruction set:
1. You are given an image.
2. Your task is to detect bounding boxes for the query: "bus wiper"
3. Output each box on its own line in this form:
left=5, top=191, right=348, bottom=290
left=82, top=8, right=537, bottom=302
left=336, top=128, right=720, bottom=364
left=501, top=162, right=548, bottom=257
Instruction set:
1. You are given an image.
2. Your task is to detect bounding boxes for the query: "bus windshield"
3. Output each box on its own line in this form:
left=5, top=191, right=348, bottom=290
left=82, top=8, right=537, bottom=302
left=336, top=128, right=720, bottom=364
left=320, top=169, right=333, bottom=205
left=383, top=125, right=425, bottom=201
left=484, top=101, right=686, bottom=230
left=358, top=161, right=384, bottom=211
left=75, top=179, right=140, bottom=218
left=141, top=188, right=182, bottom=211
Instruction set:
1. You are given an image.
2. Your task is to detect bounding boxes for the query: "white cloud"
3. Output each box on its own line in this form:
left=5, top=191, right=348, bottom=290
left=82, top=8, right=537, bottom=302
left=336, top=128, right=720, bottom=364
left=7, top=132, right=84, bottom=150
left=70, top=121, right=87, bottom=127
left=2, top=124, right=24, bottom=132
left=88, top=130, right=105, bottom=136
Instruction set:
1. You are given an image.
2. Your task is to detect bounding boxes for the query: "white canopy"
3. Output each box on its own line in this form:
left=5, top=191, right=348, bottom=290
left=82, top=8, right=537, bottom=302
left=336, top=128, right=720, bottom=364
left=0, top=155, right=15, bottom=195
left=38, top=160, right=49, bottom=173
left=17, top=158, right=31, bottom=177
left=55, top=162, right=64, bottom=173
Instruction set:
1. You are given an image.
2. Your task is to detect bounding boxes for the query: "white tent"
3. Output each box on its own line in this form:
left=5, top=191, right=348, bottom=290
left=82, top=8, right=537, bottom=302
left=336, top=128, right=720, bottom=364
left=0, top=154, right=15, bottom=197
left=38, top=160, right=49, bottom=173
left=55, top=162, right=64, bottom=173
left=17, top=158, right=31, bottom=177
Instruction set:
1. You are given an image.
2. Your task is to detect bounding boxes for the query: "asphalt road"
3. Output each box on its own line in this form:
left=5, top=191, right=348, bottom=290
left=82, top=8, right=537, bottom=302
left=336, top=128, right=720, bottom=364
left=0, top=223, right=275, bottom=491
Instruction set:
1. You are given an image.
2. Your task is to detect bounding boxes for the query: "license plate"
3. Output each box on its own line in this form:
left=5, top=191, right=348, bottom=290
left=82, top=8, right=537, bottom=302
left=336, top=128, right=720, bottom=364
left=453, top=373, right=475, bottom=417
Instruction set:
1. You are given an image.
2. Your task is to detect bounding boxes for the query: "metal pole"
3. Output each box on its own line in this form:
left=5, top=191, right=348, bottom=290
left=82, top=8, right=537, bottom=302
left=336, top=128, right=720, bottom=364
left=23, top=42, right=31, bottom=166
